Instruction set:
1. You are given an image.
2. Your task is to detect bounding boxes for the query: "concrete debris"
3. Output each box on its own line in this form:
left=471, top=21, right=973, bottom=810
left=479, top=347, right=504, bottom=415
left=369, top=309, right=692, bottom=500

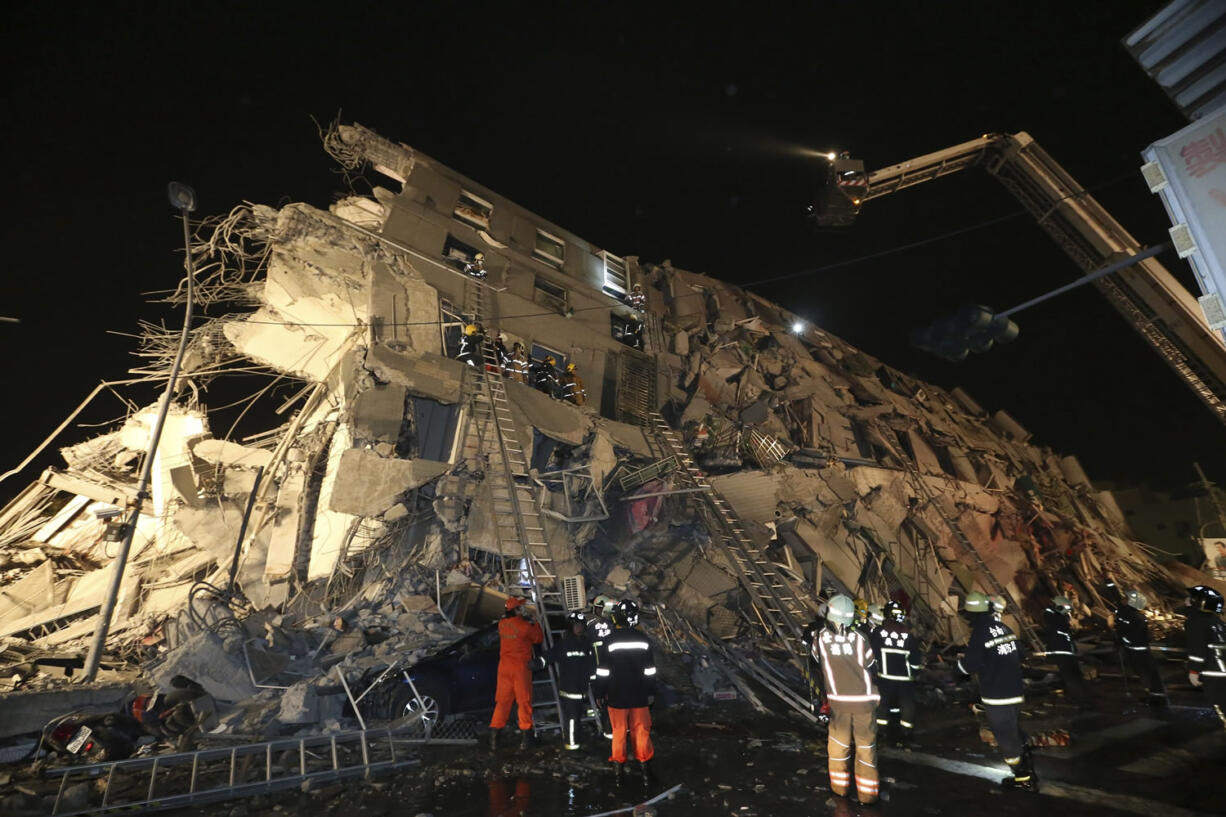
left=0, top=122, right=1205, bottom=766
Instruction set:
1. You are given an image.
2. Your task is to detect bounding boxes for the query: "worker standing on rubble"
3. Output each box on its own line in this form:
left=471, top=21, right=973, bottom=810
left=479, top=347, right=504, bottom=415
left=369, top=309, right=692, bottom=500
left=870, top=601, right=923, bottom=748
left=1042, top=595, right=1090, bottom=706
left=814, top=594, right=880, bottom=805
left=594, top=599, right=657, bottom=785
left=958, top=592, right=1037, bottom=793
left=560, top=362, right=587, bottom=406
left=489, top=597, right=544, bottom=750
left=626, top=283, right=647, bottom=312
left=506, top=342, right=530, bottom=383
left=458, top=323, right=483, bottom=367
left=546, top=611, right=597, bottom=750
left=531, top=355, right=559, bottom=397
left=1113, top=588, right=1168, bottom=707
left=588, top=595, right=617, bottom=738
left=464, top=251, right=487, bottom=278
left=1186, top=587, right=1226, bottom=729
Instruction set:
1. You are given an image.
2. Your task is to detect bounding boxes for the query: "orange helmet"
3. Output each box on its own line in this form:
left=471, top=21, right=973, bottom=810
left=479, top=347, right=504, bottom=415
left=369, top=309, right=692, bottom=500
left=505, top=597, right=526, bottom=611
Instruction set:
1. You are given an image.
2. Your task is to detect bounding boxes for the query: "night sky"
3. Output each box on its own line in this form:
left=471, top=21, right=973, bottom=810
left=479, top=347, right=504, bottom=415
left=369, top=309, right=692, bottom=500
left=3, top=1, right=1224, bottom=503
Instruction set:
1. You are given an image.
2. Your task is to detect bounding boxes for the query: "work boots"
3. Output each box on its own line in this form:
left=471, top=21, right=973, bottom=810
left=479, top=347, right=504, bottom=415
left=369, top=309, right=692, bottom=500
left=519, top=729, right=531, bottom=750
left=640, top=758, right=658, bottom=785
left=614, top=762, right=627, bottom=786
left=488, top=729, right=498, bottom=751
left=1001, top=750, right=1039, bottom=793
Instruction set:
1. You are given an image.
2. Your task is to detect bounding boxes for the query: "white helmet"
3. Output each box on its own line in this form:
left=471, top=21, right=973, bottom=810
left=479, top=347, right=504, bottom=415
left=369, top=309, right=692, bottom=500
left=1125, top=589, right=1147, bottom=610
left=827, top=595, right=855, bottom=628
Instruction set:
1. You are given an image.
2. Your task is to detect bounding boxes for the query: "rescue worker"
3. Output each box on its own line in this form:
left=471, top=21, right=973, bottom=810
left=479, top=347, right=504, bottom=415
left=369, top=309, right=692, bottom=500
left=489, top=597, right=544, bottom=750
left=560, top=362, right=587, bottom=406
left=867, top=603, right=885, bottom=635
left=813, top=594, right=880, bottom=805
left=546, top=611, right=597, bottom=750
left=801, top=614, right=831, bottom=724
left=593, top=599, right=656, bottom=785
left=494, top=333, right=510, bottom=373
left=1042, top=595, right=1090, bottom=706
left=1113, top=588, right=1167, bottom=706
left=464, top=252, right=487, bottom=278
left=870, top=601, right=923, bottom=748
left=958, top=591, right=1036, bottom=792
left=1186, top=587, right=1226, bottom=730
left=506, top=342, right=530, bottom=383
left=457, top=323, right=483, bottom=367
left=530, top=355, right=559, bottom=397
left=853, top=598, right=871, bottom=635
left=626, top=283, right=647, bottom=312
left=587, top=594, right=617, bottom=739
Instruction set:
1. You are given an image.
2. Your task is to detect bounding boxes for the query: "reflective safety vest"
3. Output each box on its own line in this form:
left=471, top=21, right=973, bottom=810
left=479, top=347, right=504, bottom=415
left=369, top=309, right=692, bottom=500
left=813, top=627, right=879, bottom=703
left=1043, top=606, right=1076, bottom=656
left=594, top=627, right=656, bottom=708
left=561, top=372, right=586, bottom=406
left=506, top=351, right=529, bottom=382
left=959, top=614, right=1024, bottom=706
left=870, top=623, right=922, bottom=681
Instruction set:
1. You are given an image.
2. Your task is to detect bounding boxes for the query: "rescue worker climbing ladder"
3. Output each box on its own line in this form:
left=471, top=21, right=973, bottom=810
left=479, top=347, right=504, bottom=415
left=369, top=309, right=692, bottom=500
left=490, top=597, right=544, bottom=750
left=458, top=323, right=484, bottom=367
left=813, top=594, right=880, bottom=805
left=594, top=599, right=657, bottom=785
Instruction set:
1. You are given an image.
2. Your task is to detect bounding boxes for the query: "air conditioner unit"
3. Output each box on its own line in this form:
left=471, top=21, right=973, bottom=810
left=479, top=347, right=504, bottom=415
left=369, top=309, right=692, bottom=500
left=561, top=575, right=586, bottom=611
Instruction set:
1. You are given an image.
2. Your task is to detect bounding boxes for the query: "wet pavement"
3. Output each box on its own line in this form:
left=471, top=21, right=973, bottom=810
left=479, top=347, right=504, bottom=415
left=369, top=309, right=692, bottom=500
left=163, top=675, right=1224, bottom=817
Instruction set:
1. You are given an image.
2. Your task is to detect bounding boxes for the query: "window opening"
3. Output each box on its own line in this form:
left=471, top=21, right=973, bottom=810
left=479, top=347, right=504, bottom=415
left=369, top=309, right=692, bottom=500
left=454, top=190, right=493, bottom=231
left=530, top=343, right=567, bottom=372
left=534, top=276, right=568, bottom=315
left=442, top=234, right=481, bottom=271
left=602, top=251, right=628, bottom=296
left=534, top=229, right=566, bottom=268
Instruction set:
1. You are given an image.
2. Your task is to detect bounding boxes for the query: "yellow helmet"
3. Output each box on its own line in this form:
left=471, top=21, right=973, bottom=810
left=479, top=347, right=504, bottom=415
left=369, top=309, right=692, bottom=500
left=545, top=355, right=556, bottom=366
left=474, top=252, right=485, bottom=262
left=566, top=362, right=576, bottom=372
left=853, top=598, right=868, bottom=620
left=464, top=324, right=477, bottom=336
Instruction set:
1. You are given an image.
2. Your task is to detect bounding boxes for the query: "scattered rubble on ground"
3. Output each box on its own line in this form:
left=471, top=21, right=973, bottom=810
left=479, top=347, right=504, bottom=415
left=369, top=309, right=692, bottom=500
left=0, top=122, right=1220, bottom=783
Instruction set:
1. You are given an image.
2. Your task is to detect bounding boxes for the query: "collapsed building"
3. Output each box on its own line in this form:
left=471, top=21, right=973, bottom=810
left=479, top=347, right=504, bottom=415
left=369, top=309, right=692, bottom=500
left=1, top=121, right=1221, bottom=742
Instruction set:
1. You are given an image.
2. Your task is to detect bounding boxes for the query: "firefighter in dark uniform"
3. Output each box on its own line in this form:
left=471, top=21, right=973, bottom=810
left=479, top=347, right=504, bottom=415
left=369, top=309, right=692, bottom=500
left=958, top=592, right=1036, bottom=792
left=464, top=252, right=487, bottom=278
left=1113, top=588, right=1167, bottom=706
left=530, top=355, right=559, bottom=397
left=457, top=323, right=484, bottom=367
left=587, top=595, right=617, bottom=738
left=1187, top=587, right=1226, bottom=730
left=593, top=599, right=657, bottom=785
left=814, top=594, right=880, bottom=805
left=546, top=611, right=597, bottom=750
left=1043, top=595, right=1091, bottom=706
left=870, top=601, right=923, bottom=748
left=494, top=333, right=510, bottom=374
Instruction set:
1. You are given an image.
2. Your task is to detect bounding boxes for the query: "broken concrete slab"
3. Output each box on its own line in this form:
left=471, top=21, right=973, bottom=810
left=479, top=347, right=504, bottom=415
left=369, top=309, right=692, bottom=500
left=149, top=630, right=260, bottom=703
left=366, top=344, right=464, bottom=404
left=352, top=385, right=409, bottom=443
left=327, top=449, right=450, bottom=517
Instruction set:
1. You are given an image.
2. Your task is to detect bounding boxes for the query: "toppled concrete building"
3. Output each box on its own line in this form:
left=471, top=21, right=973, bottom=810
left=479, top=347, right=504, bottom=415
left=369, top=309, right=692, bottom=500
left=1, top=121, right=1221, bottom=732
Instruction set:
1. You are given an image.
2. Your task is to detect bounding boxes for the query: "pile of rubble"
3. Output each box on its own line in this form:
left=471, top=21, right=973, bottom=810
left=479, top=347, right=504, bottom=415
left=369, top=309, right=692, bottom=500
left=0, top=122, right=1219, bottom=754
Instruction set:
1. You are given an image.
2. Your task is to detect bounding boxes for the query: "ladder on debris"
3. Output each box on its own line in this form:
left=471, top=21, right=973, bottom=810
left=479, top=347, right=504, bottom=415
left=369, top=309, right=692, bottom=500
left=744, top=427, right=791, bottom=469
left=644, top=412, right=811, bottom=659
left=43, top=726, right=471, bottom=816
left=459, top=276, right=589, bottom=737
left=904, top=460, right=1043, bottom=652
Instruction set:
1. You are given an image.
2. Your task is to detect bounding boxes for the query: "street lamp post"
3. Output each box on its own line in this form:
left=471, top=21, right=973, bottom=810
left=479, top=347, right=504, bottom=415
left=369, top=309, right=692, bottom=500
left=82, top=183, right=198, bottom=682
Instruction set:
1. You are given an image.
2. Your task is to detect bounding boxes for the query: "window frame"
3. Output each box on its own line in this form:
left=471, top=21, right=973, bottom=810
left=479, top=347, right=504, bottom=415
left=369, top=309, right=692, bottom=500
left=533, top=228, right=566, bottom=268
left=601, top=251, right=628, bottom=296
left=534, top=275, right=569, bottom=315
left=453, top=189, right=494, bottom=232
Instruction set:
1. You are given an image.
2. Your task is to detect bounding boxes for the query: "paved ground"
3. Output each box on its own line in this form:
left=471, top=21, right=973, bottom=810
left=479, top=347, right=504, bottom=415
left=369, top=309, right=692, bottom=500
left=167, top=669, right=1224, bottom=817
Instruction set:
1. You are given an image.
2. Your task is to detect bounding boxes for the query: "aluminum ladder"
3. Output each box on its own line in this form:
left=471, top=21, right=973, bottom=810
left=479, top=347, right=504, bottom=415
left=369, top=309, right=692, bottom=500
left=458, top=276, right=575, bottom=738
left=644, top=412, right=811, bottom=659
left=42, top=726, right=472, bottom=816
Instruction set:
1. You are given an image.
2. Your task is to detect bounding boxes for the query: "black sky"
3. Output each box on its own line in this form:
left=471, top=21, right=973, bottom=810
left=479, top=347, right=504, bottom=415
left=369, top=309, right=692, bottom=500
left=2, top=1, right=1223, bottom=502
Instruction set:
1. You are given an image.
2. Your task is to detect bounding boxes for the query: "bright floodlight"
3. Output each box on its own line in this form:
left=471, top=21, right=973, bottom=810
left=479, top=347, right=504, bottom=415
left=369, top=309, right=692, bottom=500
left=826, top=152, right=837, bottom=161
left=792, top=321, right=804, bottom=334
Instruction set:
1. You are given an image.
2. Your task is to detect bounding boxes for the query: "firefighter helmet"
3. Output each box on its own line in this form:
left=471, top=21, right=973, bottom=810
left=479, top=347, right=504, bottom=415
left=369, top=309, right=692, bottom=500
left=853, top=598, right=869, bottom=622
left=567, top=610, right=588, bottom=625
left=1052, top=595, right=1072, bottom=612
left=545, top=355, right=556, bottom=366
left=613, top=599, right=640, bottom=627
left=964, top=591, right=990, bottom=613
left=1188, top=585, right=1212, bottom=609
left=1125, top=589, right=1147, bottom=610
left=884, top=600, right=906, bottom=623
left=868, top=603, right=884, bottom=627
left=633, top=283, right=643, bottom=292
left=505, top=597, right=526, bottom=611
left=1201, top=588, right=1224, bottom=614
left=989, top=594, right=1007, bottom=614
left=592, top=594, right=617, bottom=615
left=474, top=252, right=485, bottom=262
left=566, top=362, right=576, bottom=372
left=827, top=595, right=856, bottom=628
left=464, top=323, right=477, bottom=336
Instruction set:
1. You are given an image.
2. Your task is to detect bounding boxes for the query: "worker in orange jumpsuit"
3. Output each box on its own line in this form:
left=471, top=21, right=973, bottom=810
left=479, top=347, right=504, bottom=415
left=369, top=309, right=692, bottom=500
left=489, top=597, right=543, bottom=749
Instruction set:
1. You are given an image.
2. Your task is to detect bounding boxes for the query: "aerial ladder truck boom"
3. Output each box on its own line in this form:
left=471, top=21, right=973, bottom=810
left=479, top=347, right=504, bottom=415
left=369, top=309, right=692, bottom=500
left=816, top=132, right=1226, bottom=427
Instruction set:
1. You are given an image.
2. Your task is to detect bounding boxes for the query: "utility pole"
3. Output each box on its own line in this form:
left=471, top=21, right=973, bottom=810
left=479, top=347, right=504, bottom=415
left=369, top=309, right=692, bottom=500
left=82, top=183, right=198, bottom=682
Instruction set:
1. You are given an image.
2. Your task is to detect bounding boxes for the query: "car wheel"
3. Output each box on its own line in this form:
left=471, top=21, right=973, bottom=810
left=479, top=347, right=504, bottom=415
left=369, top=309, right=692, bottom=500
left=388, top=682, right=450, bottom=726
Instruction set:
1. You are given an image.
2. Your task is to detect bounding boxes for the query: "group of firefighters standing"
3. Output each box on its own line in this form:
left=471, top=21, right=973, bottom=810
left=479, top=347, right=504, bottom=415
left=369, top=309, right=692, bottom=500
left=488, top=594, right=657, bottom=784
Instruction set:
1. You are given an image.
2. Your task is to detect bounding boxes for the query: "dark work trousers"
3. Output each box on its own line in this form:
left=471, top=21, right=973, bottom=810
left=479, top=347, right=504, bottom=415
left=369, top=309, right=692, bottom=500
left=1203, top=677, right=1226, bottom=729
left=559, top=694, right=586, bottom=748
left=1122, top=648, right=1167, bottom=701
left=983, top=703, right=1027, bottom=762
left=1053, top=655, right=1091, bottom=703
left=876, top=679, right=917, bottom=735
